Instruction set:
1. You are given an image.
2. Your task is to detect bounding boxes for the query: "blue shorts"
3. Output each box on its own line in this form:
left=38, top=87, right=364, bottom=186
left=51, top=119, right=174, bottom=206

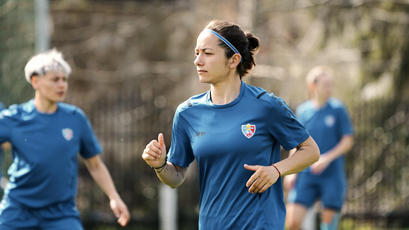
left=287, top=171, right=346, bottom=211
left=0, top=197, right=83, bottom=230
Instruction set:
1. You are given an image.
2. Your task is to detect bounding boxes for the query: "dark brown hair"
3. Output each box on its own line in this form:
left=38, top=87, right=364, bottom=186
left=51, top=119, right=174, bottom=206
left=205, top=20, right=260, bottom=79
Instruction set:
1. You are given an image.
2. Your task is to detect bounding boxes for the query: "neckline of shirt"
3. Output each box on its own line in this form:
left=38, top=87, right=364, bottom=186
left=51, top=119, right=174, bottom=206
left=309, top=99, right=331, bottom=111
left=29, top=99, right=60, bottom=116
left=205, top=81, right=245, bottom=109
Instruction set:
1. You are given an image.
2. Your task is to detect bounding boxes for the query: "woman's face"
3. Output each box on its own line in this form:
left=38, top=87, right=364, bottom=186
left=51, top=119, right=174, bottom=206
left=32, top=71, right=68, bottom=104
left=315, top=74, right=333, bottom=99
left=194, top=30, right=230, bottom=84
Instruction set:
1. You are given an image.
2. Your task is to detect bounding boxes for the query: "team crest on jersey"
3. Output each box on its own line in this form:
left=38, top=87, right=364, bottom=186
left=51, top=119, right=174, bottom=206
left=325, top=115, right=335, bottom=127
left=62, top=128, right=74, bottom=141
left=241, top=123, right=256, bottom=139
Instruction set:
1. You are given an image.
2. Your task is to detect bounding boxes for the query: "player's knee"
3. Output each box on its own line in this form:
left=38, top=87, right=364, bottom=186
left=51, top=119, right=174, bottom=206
left=286, top=218, right=303, bottom=230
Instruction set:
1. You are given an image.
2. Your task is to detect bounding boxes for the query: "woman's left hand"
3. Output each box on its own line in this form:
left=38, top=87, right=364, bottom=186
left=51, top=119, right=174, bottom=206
left=244, top=164, right=280, bottom=194
left=110, top=196, right=130, bottom=227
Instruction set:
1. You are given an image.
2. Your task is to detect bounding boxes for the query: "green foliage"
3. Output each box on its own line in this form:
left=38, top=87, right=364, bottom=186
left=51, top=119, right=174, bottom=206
left=0, top=0, right=36, bottom=106
left=340, top=219, right=376, bottom=230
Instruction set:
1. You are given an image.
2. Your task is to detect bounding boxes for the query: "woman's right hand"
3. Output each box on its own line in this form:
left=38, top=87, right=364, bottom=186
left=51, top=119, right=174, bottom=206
left=142, top=133, right=167, bottom=168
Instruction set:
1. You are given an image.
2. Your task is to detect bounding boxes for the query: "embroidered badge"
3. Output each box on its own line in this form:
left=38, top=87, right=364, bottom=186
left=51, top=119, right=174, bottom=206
left=62, top=128, right=74, bottom=141
left=325, top=115, right=335, bottom=127
left=241, top=123, right=256, bottom=139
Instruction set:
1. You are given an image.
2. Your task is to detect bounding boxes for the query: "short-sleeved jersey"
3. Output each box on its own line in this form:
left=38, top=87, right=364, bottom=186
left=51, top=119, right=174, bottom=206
left=0, top=100, right=102, bottom=209
left=296, top=98, right=353, bottom=176
left=168, top=82, right=310, bottom=230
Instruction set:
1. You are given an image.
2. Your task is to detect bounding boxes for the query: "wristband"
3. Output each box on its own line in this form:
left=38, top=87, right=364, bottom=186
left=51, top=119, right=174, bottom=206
left=153, top=156, right=167, bottom=170
left=272, top=164, right=281, bottom=177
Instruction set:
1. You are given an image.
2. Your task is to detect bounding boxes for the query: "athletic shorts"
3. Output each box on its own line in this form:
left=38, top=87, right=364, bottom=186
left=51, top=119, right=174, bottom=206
left=0, top=197, right=83, bottom=230
left=287, top=172, right=346, bottom=211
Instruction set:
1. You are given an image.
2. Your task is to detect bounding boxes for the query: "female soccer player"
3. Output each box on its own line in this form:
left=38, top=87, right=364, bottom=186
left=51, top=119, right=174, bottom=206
left=142, top=20, right=320, bottom=230
left=285, top=66, right=354, bottom=230
left=0, top=49, right=130, bottom=229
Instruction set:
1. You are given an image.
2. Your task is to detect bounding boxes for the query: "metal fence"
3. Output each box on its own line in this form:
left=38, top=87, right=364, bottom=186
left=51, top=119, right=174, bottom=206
left=342, top=99, right=409, bottom=229
left=67, top=76, right=200, bottom=229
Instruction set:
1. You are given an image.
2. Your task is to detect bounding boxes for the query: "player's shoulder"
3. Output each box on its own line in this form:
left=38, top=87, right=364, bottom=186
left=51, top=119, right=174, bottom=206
left=296, top=100, right=314, bottom=114
left=0, top=104, right=19, bottom=119
left=244, top=83, right=270, bottom=102
left=243, top=82, right=268, bottom=98
left=0, top=100, right=35, bottom=122
left=0, top=100, right=34, bottom=118
left=244, top=83, right=288, bottom=109
left=176, top=91, right=208, bottom=114
left=58, top=102, right=87, bottom=117
left=327, top=98, right=346, bottom=109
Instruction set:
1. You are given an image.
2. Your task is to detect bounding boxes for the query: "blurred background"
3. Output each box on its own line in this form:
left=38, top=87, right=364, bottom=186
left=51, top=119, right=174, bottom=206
left=1, top=0, right=408, bottom=229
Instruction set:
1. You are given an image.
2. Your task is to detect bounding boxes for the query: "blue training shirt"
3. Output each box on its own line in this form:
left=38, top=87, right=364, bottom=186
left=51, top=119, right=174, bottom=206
left=0, top=100, right=102, bottom=209
left=296, top=98, right=354, bottom=176
left=168, top=82, right=310, bottom=230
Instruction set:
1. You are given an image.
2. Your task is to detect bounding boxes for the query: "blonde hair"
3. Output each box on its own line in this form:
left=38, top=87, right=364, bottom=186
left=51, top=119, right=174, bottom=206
left=306, top=66, right=334, bottom=98
left=306, top=65, right=333, bottom=85
left=24, top=48, right=71, bottom=83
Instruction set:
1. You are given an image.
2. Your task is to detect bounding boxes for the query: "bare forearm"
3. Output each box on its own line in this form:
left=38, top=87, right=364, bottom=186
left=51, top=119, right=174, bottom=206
left=275, top=136, right=320, bottom=176
left=154, top=162, right=186, bottom=189
left=85, top=156, right=130, bottom=226
left=325, top=135, right=354, bottom=161
left=86, top=160, right=120, bottom=199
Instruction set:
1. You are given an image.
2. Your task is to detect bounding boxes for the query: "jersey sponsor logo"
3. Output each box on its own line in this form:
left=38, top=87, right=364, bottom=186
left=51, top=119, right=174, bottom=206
left=241, top=123, right=256, bottom=139
left=62, top=128, right=74, bottom=141
left=195, top=131, right=206, bottom=137
left=325, top=115, right=335, bottom=127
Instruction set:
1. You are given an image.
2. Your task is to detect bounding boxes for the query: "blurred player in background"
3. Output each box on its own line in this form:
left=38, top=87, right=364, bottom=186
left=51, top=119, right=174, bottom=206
left=0, top=49, right=130, bottom=229
left=142, top=20, right=319, bottom=230
left=285, top=66, right=354, bottom=230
